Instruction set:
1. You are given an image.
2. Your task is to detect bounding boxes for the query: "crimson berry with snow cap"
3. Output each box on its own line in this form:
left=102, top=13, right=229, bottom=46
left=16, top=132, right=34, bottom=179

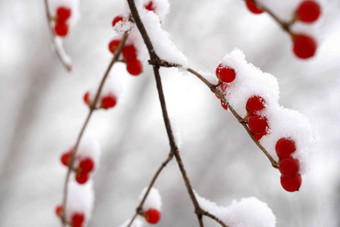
left=143, top=209, right=161, bottom=224
left=280, top=174, right=302, bottom=192
left=279, top=157, right=300, bottom=176
left=275, top=137, right=296, bottom=159
left=296, top=1, right=321, bottom=23
left=145, top=1, right=156, bottom=12
left=57, top=7, right=71, bottom=22
left=246, top=96, right=265, bottom=115
left=292, top=34, right=317, bottom=59
left=127, top=59, right=143, bottom=76
left=245, top=0, right=263, bottom=14
left=112, top=15, right=123, bottom=27
left=101, top=94, right=117, bottom=109
left=248, top=115, right=269, bottom=134
left=216, top=64, right=236, bottom=83
left=54, top=22, right=68, bottom=37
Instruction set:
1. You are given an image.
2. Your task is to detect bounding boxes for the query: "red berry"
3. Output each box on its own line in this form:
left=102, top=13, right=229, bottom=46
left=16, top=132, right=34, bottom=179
left=220, top=100, right=228, bottom=110
left=143, top=209, right=161, bottom=224
left=292, top=34, right=317, bottom=59
left=280, top=174, right=302, bottom=192
left=55, top=205, right=63, bottom=218
left=75, top=171, right=89, bottom=184
left=83, top=92, right=90, bottom=105
left=248, top=115, right=269, bottom=134
left=279, top=157, right=300, bottom=176
left=145, top=1, right=156, bottom=12
left=245, top=0, right=263, bottom=14
left=127, top=59, right=143, bottom=76
left=112, top=16, right=123, bottom=27
left=275, top=138, right=296, bottom=159
left=253, top=133, right=266, bottom=141
left=122, top=45, right=137, bottom=61
left=61, top=151, right=72, bottom=166
left=72, top=213, right=85, bottom=227
left=108, top=39, right=121, bottom=54
left=216, top=64, right=236, bottom=83
left=246, top=96, right=265, bottom=115
left=296, top=1, right=321, bottom=23
left=54, top=22, right=68, bottom=37
left=79, top=158, right=95, bottom=173
left=57, top=7, right=71, bottom=22
left=101, top=94, right=117, bottom=109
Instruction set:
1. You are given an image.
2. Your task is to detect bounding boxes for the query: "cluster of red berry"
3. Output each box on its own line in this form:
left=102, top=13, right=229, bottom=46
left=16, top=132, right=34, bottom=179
left=244, top=0, right=321, bottom=59
left=108, top=1, right=158, bottom=76
left=54, top=6, right=72, bottom=37
left=109, top=17, right=143, bottom=76
left=56, top=206, right=85, bottom=227
left=216, top=62, right=304, bottom=192
left=142, top=209, right=161, bottom=224
left=83, top=91, right=117, bottom=109
left=216, top=64, right=269, bottom=140
left=276, top=138, right=302, bottom=192
left=61, top=148, right=95, bottom=184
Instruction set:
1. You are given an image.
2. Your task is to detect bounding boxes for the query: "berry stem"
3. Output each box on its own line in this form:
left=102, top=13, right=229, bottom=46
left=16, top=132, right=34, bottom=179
left=43, top=0, right=72, bottom=71
left=246, top=0, right=294, bottom=35
left=60, top=31, right=130, bottom=226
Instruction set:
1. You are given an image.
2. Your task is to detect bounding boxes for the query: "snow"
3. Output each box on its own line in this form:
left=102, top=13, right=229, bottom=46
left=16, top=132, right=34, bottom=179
left=221, top=197, right=276, bottom=227
left=55, top=37, right=72, bottom=65
left=195, top=193, right=276, bottom=227
left=65, top=179, right=94, bottom=224
left=139, top=10, right=188, bottom=66
left=118, top=218, right=143, bottom=227
left=139, top=187, right=162, bottom=211
left=170, top=117, right=182, bottom=149
left=87, top=73, right=123, bottom=108
left=64, top=133, right=101, bottom=170
left=117, top=0, right=187, bottom=66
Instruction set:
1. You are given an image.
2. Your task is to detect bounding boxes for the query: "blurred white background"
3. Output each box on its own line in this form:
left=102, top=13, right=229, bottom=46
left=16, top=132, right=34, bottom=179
left=1, top=0, right=340, bottom=226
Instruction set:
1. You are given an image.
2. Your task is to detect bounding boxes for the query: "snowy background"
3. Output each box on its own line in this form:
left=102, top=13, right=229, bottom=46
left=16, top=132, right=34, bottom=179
left=1, top=0, right=340, bottom=226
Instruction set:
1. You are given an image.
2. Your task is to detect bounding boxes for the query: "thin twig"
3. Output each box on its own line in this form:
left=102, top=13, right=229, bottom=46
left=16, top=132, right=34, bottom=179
left=247, top=0, right=295, bottom=35
left=201, top=210, right=228, bottom=227
left=127, top=153, right=174, bottom=227
left=60, top=32, right=130, bottom=226
left=44, top=0, right=72, bottom=71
